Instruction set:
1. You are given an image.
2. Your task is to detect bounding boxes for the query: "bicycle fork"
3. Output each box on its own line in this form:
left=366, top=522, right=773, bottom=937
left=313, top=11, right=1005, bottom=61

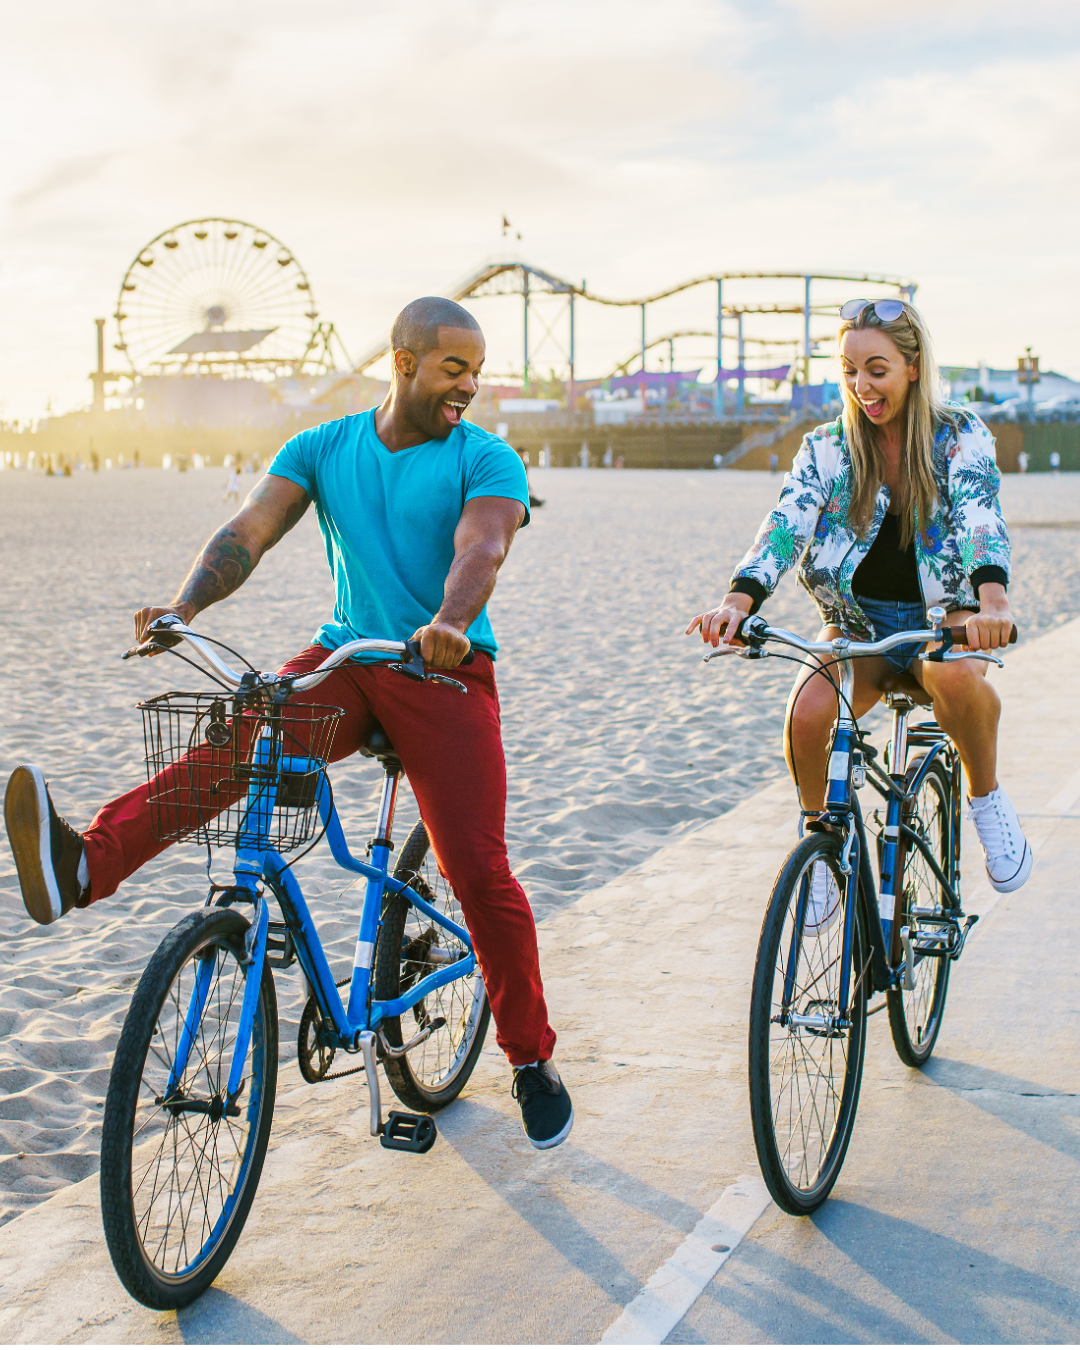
left=785, top=645, right=863, bottom=1026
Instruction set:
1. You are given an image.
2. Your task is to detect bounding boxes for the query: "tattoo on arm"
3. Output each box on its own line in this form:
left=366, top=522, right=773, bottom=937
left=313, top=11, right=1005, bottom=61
left=174, top=527, right=256, bottom=614
left=267, top=497, right=309, bottom=548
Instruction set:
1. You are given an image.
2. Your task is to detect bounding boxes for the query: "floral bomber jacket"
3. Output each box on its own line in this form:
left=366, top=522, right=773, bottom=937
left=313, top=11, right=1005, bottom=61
left=730, top=405, right=1011, bottom=641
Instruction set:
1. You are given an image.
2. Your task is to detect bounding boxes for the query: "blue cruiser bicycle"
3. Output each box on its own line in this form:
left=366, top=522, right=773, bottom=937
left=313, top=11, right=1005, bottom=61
left=709, top=605, right=1015, bottom=1216
left=99, top=616, right=489, bottom=1308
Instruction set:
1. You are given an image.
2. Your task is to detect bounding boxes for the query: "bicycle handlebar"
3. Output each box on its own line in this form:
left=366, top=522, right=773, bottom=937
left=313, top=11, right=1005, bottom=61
left=122, top=617, right=473, bottom=692
left=717, top=611, right=1017, bottom=661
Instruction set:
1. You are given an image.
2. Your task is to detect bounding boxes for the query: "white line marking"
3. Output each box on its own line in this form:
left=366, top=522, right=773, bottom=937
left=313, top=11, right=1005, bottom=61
left=600, top=1175, right=771, bottom=1344
left=352, top=939, right=374, bottom=970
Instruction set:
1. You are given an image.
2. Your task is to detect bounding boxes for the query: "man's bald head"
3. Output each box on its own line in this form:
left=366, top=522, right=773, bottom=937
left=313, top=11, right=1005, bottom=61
left=391, top=296, right=481, bottom=358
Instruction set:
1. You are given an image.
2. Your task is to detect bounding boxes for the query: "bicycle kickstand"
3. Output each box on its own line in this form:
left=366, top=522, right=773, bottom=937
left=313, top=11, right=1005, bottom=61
left=356, top=1032, right=437, bottom=1155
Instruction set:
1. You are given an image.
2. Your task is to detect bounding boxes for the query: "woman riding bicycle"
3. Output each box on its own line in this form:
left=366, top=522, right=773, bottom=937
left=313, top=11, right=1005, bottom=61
left=688, top=296, right=1032, bottom=897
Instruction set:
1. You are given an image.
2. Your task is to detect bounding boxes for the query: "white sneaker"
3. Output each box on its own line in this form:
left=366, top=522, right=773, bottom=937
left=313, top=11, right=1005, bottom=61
left=968, top=786, right=1033, bottom=894
left=804, top=861, right=842, bottom=936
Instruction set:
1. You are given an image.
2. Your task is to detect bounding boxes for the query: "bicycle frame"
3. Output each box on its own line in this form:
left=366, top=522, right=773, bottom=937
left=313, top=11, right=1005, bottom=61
left=789, top=652, right=965, bottom=1019
left=167, top=748, right=476, bottom=1103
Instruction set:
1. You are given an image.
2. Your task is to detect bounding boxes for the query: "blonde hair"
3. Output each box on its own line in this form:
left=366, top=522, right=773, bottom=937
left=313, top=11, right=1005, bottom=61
left=838, top=299, right=956, bottom=548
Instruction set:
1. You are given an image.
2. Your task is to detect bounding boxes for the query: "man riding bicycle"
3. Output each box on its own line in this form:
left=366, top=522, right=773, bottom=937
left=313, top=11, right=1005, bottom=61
left=4, top=296, right=573, bottom=1151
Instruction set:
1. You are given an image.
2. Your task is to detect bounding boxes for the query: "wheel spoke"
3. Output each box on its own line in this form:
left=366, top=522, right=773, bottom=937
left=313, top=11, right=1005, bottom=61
left=758, top=846, right=863, bottom=1201
left=112, top=924, right=271, bottom=1288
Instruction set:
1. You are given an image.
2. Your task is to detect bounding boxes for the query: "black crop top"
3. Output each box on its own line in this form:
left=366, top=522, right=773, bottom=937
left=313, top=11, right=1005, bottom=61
left=852, top=512, right=921, bottom=602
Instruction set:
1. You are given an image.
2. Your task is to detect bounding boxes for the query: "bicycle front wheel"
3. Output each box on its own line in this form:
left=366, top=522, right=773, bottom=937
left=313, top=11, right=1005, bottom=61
left=749, top=833, right=869, bottom=1215
left=100, top=907, right=278, bottom=1309
left=374, top=820, right=490, bottom=1111
left=887, top=759, right=952, bottom=1066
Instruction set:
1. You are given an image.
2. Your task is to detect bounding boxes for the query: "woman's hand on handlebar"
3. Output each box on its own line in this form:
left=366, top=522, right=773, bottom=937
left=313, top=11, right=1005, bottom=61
left=411, top=619, right=472, bottom=669
left=686, top=592, right=754, bottom=648
left=961, top=585, right=1016, bottom=652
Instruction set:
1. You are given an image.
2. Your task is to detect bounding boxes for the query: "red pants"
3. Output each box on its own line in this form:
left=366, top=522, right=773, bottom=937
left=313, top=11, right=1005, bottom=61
left=82, top=647, right=556, bottom=1066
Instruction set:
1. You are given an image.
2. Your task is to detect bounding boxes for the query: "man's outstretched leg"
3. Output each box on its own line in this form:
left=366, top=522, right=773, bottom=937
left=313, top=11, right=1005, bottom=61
left=4, top=766, right=90, bottom=924
left=4, top=648, right=377, bottom=923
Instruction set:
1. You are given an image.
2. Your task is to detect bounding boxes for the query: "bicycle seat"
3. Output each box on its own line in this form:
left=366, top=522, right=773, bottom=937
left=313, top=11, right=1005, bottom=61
left=878, top=671, right=933, bottom=707
left=360, top=723, right=397, bottom=759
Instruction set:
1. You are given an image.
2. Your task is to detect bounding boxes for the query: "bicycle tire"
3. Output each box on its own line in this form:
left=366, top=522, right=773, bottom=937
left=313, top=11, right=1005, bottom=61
left=887, top=758, right=952, bottom=1067
left=749, top=832, right=869, bottom=1215
left=100, top=906, right=278, bottom=1309
left=373, top=820, right=490, bottom=1111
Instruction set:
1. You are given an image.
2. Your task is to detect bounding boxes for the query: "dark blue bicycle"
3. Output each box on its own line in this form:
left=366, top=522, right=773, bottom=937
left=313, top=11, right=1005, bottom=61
left=99, top=617, right=489, bottom=1308
left=709, top=605, right=1015, bottom=1215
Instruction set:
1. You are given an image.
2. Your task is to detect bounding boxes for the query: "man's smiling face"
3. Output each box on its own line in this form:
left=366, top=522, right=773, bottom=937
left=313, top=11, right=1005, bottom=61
left=396, top=326, right=486, bottom=440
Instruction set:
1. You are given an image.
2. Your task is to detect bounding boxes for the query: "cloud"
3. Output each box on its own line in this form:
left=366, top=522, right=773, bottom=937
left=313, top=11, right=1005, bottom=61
left=1, top=0, right=1079, bottom=418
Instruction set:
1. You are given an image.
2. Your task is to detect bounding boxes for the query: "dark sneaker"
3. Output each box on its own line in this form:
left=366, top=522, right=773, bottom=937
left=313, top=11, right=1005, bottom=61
left=4, top=766, right=89, bottom=925
left=511, top=1059, right=574, bottom=1150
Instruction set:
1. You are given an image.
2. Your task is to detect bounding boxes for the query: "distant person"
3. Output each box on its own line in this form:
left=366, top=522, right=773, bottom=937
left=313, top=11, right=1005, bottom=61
left=1017, top=449, right=1029, bottom=474
left=5, top=295, right=572, bottom=1152
left=133, top=449, right=140, bottom=469
left=688, top=297, right=1032, bottom=897
left=223, top=468, right=242, bottom=504
left=515, top=446, right=545, bottom=509
left=769, top=451, right=779, bottom=474
left=1050, top=450, right=1061, bottom=474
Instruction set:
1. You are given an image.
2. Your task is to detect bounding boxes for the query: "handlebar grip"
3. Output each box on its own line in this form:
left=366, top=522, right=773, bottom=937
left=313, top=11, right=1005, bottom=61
left=403, top=638, right=475, bottom=665
left=948, top=623, right=1017, bottom=647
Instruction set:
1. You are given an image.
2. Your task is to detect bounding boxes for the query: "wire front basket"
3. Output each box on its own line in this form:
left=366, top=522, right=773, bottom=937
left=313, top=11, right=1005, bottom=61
left=139, top=691, right=343, bottom=852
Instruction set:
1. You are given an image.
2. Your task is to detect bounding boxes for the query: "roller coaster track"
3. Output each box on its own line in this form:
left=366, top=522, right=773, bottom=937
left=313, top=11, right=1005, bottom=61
left=350, top=259, right=916, bottom=374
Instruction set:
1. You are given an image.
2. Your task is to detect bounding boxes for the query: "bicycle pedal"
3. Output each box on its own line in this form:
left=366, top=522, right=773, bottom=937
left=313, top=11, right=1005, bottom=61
left=380, top=1111, right=437, bottom=1154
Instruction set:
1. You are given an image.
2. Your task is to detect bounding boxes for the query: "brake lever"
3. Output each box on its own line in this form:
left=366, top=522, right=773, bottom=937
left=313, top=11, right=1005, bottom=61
left=918, top=651, right=1004, bottom=668
left=427, top=674, right=468, bottom=694
left=121, top=615, right=186, bottom=660
left=389, top=638, right=474, bottom=685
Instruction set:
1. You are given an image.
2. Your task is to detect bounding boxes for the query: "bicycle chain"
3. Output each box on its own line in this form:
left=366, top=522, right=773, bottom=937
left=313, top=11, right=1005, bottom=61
left=298, top=977, right=369, bottom=1083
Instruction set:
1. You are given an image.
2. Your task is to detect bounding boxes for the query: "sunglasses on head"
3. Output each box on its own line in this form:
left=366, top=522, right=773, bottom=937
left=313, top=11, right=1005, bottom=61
left=839, top=298, right=907, bottom=323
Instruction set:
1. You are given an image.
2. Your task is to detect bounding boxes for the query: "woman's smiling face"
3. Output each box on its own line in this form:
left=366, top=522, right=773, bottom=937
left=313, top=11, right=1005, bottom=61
left=839, top=326, right=918, bottom=428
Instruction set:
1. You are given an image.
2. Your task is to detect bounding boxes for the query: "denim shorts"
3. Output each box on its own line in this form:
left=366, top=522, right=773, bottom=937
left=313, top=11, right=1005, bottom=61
left=852, top=596, right=926, bottom=674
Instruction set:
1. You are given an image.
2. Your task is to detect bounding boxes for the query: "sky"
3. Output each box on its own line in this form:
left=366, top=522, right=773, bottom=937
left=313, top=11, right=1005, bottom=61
left=2, top=0, right=1079, bottom=421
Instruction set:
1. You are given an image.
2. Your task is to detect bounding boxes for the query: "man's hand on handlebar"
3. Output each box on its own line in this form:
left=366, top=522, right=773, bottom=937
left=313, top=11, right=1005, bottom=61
left=133, top=603, right=196, bottom=650
left=411, top=620, right=472, bottom=669
left=685, top=592, right=754, bottom=648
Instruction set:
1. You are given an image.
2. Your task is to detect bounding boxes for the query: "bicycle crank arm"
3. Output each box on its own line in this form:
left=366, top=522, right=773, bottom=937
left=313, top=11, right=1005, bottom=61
left=356, top=1031, right=384, bottom=1138
left=377, top=1017, right=447, bottom=1059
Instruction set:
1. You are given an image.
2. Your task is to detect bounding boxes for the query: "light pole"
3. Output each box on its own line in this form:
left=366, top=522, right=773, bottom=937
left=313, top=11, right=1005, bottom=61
left=1018, top=347, right=1039, bottom=418
left=715, top=278, right=723, bottom=420
left=522, top=269, right=530, bottom=392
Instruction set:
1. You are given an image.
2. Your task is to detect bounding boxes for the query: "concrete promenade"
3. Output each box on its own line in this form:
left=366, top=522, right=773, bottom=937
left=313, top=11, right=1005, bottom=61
left=1, top=619, right=1079, bottom=1343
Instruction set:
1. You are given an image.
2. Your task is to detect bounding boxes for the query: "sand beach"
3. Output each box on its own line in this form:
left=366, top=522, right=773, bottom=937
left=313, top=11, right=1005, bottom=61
left=1, top=463, right=1079, bottom=1228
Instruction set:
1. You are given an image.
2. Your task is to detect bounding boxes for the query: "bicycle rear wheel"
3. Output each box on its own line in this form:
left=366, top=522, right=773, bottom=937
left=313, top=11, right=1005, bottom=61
left=100, top=907, right=277, bottom=1309
left=887, top=759, right=952, bottom=1066
left=374, top=820, right=490, bottom=1111
left=749, top=832, right=869, bottom=1215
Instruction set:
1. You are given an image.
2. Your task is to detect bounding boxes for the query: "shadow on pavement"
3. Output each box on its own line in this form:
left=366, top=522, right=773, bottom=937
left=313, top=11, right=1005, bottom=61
left=438, top=1095, right=703, bottom=1310
left=671, top=1200, right=1080, bottom=1344
left=922, top=1058, right=1080, bottom=1163
left=176, top=1286, right=305, bottom=1344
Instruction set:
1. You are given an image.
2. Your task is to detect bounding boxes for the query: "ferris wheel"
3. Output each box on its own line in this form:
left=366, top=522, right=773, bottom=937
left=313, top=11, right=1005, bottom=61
left=114, top=218, right=325, bottom=376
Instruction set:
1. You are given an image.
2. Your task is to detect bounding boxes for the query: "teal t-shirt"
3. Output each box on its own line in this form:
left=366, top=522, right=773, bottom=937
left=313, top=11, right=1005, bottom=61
left=268, top=410, right=529, bottom=660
